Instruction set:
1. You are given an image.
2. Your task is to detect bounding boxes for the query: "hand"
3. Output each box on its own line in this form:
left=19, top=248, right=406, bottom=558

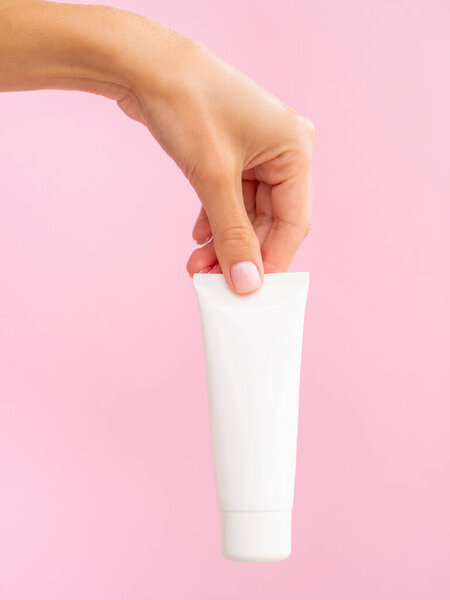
left=0, top=2, right=314, bottom=294
left=116, top=23, right=315, bottom=294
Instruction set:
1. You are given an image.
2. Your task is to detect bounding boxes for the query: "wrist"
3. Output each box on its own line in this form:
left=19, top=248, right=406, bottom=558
left=0, top=0, right=198, bottom=111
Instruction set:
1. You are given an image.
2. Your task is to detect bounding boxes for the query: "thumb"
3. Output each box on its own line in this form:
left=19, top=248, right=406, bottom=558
left=196, top=171, right=263, bottom=294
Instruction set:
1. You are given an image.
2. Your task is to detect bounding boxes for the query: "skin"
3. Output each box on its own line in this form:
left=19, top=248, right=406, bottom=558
left=0, top=0, right=314, bottom=294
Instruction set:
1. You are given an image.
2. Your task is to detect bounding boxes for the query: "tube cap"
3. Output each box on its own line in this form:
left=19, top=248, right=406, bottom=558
left=221, top=510, right=292, bottom=561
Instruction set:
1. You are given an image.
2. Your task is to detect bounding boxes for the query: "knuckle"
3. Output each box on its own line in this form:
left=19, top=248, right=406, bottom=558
left=280, top=217, right=311, bottom=244
left=290, top=115, right=315, bottom=163
left=302, top=117, right=316, bottom=142
left=216, top=224, right=255, bottom=248
left=294, top=213, right=312, bottom=241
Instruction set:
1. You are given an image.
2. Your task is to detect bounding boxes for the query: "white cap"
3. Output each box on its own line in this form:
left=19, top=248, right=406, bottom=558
left=220, top=510, right=292, bottom=561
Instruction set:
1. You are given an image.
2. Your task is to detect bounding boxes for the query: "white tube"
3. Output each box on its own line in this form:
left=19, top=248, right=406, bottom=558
left=194, top=272, right=309, bottom=561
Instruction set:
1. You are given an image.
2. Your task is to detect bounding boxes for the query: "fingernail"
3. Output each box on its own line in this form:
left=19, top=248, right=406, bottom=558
left=199, top=265, right=216, bottom=274
left=196, top=235, right=212, bottom=245
left=230, top=261, right=262, bottom=294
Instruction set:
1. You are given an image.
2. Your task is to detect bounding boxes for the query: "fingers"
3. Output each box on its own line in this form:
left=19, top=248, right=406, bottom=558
left=192, top=207, right=212, bottom=244
left=194, top=169, right=263, bottom=294
left=259, top=121, right=314, bottom=272
left=261, top=171, right=312, bottom=272
left=188, top=116, right=313, bottom=286
left=187, top=239, right=217, bottom=275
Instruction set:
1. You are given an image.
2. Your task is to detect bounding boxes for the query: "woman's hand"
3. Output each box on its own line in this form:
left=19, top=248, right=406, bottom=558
left=118, top=26, right=315, bottom=294
left=0, top=1, right=314, bottom=294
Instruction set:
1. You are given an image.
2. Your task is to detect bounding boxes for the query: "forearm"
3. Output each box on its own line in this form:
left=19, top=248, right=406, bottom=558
left=0, top=0, right=171, bottom=99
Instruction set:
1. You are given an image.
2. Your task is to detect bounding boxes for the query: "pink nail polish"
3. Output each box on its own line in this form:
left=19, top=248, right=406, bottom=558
left=230, top=262, right=262, bottom=294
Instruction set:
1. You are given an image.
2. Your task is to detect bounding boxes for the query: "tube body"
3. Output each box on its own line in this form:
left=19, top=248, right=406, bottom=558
left=194, top=272, right=309, bottom=561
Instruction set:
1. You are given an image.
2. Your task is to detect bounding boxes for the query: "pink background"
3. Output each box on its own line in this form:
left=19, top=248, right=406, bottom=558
left=1, top=0, right=449, bottom=598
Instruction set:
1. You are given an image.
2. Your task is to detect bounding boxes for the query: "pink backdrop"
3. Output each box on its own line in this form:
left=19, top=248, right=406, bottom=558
left=1, top=0, right=449, bottom=598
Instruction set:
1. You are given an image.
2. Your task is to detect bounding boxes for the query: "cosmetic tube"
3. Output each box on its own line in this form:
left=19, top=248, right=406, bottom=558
left=194, top=272, right=309, bottom=561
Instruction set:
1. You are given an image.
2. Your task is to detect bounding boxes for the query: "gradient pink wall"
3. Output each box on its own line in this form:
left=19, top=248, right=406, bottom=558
left=1, top=0, right=449, bottom=598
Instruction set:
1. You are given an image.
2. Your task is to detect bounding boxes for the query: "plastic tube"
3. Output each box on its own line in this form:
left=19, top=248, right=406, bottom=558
left=194, top=272, right=309, bottom=561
